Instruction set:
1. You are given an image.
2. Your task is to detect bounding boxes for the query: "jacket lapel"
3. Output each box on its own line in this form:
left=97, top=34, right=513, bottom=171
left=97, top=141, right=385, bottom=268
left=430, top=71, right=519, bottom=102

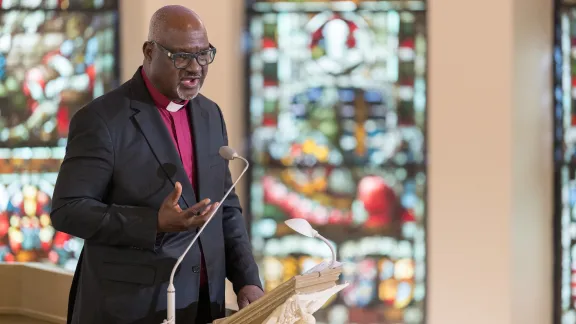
left=189, top=98, right=210, bottom=201
left=128, top=69, right=197, bottom=208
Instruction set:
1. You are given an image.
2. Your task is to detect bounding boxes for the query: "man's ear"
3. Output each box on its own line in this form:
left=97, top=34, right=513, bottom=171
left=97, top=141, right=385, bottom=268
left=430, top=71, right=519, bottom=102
left=142, top=41, right=152, bottom=61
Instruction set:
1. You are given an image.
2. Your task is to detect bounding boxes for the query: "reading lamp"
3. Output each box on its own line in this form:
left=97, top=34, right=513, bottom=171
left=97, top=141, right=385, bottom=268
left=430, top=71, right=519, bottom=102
left=284, top=218, right=336, bottom=268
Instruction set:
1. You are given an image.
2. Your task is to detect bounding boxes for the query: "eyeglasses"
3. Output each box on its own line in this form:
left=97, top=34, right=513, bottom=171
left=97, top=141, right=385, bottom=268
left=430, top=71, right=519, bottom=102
left=150, top=41, right=217, bottom=69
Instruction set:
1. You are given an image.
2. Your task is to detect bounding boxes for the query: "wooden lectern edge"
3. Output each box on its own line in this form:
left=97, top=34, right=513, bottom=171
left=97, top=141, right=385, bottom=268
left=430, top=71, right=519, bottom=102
left=212, top=267, right=343, bottom=324
left=212, top=283, right=294, bottom=323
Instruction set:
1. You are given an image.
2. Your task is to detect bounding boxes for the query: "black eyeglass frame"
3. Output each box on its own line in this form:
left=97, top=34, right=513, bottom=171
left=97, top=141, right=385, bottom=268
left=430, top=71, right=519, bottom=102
left=149, top=41, right=217, bottom=69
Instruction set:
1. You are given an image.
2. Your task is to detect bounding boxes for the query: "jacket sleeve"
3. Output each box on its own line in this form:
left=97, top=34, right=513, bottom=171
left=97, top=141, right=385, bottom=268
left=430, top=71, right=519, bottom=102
left=216, top=106, right=263, bottom=294
left=50, top=106, right=158, bottom=250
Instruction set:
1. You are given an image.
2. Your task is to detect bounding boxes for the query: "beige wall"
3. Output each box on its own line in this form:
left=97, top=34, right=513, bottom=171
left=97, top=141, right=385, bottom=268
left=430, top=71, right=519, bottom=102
left=0, top=0, right=554, bottom=323
left=427, top=0, right=553, bottom=323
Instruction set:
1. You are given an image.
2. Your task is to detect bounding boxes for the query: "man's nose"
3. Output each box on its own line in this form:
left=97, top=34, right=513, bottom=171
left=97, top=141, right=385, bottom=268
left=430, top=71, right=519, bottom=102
left=185, top=58, right=202, bottom=74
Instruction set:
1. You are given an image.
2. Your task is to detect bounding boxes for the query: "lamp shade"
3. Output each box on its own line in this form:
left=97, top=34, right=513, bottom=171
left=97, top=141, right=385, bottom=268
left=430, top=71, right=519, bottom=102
left=285, top=219, right=318, bottom=238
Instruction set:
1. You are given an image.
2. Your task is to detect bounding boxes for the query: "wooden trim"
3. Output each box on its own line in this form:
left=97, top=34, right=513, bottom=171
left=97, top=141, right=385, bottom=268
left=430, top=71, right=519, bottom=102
left=0, top=307, right=66, bottom=324
left=0, top=263, right=239, bottom=322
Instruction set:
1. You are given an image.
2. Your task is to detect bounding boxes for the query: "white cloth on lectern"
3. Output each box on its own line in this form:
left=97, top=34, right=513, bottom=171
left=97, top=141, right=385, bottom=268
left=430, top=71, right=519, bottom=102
left=262, top=283, right=349, bottom=324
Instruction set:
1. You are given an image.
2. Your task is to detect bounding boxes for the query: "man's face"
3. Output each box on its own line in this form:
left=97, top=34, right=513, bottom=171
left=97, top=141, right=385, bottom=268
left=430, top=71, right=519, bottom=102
left=144, top=28, right=210, bottom=101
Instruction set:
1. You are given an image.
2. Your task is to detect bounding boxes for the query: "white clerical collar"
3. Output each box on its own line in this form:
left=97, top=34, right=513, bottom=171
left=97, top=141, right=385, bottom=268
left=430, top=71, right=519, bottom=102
left=166, top=101, right=186, bottom=112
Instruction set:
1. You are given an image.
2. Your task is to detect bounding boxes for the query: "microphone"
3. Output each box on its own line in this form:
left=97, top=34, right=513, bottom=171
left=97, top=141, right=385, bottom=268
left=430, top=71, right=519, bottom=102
left=219, top=145, right=238, bottom=160
left=164, top=146, right=249, bottom=324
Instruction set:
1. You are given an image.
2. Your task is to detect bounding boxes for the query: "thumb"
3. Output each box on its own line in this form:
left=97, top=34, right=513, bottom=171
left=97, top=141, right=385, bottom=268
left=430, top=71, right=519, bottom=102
left=237, top=297, right=249, bottom=310
left=169, top=182, right=182, bottom=206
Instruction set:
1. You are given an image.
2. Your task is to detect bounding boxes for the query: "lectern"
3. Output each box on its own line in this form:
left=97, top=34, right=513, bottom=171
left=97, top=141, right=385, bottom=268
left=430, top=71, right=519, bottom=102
left=213, top=266, right=347, bottom=324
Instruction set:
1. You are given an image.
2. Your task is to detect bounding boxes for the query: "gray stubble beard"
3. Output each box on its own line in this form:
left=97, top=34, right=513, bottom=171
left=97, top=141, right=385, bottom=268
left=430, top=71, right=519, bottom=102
left=176, top=84, right=201, bottom=101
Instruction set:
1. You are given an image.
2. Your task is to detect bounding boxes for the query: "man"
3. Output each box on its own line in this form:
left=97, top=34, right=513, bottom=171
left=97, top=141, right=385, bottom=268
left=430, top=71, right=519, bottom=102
left=50, top=5, right=263, bottom=324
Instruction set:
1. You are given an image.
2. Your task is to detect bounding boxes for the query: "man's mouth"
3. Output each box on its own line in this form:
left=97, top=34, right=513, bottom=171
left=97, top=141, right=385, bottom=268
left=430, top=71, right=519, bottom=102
left=180, top=78, right=200, bottom=88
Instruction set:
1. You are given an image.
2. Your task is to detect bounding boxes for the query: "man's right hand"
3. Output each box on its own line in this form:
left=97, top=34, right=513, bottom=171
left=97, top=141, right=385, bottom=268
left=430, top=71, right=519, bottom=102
left=157, top=182, right=219, bottom=232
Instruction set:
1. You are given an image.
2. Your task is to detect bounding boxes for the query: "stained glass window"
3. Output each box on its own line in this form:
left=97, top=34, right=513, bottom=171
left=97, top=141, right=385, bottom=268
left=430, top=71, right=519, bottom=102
left=246, top=1, right=427, bottom=323
left=0, top=0, right=118, bottom=10
left=0, top=2, right=119, bottom=271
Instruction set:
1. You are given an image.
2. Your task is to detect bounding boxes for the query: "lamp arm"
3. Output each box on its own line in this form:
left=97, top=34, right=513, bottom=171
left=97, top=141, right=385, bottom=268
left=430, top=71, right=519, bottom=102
left=316, top=234, right=336, bottom=268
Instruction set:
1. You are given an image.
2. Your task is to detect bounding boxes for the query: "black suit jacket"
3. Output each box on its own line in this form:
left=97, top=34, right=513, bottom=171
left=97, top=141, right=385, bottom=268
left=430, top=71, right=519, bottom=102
left=50, top=68, right=261, bottom=324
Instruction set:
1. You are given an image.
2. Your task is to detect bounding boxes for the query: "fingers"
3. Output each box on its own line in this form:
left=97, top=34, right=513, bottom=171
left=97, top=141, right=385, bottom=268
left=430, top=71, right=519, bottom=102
left=183, top=202, right=220, bottom=228
left=183, top=198, right=211, bottom=217
left=193, top=202, right=220, bottom=218
left=167, top=182, right=182, bottom=206
left=200, top=202, right=219, bottom=217
left=195, top=198, right=212, bottom=214
left=184, top=211, right=209, bottom=229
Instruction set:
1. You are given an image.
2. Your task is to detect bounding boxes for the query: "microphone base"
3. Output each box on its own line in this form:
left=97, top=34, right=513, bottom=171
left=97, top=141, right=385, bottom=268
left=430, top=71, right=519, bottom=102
left=167, top=284, right=176, bottom=324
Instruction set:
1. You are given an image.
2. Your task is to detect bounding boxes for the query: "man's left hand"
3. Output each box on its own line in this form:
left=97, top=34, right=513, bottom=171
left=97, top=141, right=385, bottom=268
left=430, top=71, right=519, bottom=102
left=237, top=285, right=264, bottom=310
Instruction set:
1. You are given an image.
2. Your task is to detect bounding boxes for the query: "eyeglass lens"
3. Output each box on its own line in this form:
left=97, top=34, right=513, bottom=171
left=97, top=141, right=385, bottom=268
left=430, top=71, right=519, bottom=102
left=173, top=50, right=215, bottom=69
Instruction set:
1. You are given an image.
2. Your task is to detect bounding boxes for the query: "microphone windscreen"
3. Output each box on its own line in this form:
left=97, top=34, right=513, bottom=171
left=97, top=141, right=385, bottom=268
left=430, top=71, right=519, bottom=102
left=219, top=146, right=237, bottom=160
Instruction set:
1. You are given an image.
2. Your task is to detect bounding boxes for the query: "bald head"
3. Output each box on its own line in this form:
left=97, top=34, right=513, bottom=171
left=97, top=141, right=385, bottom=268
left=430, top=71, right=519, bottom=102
left=142, top=5, right=213, bottom=102
left=148, top=5, right=206, bottom=42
